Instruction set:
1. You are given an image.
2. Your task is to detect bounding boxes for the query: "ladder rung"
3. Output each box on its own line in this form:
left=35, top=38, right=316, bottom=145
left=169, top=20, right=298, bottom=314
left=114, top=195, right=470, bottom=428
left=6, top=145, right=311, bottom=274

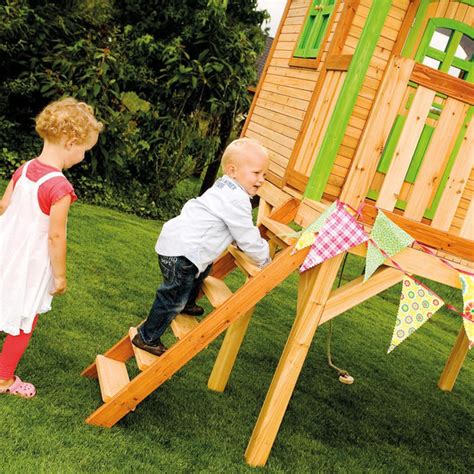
left=261, top=217, right=296, bottom=246
left=171, top=314, right=199, bottom=339
left=96, top=355, right=130, bottom=403
left=227, top=245, right=261, bottom=277
left=128, top=327, right=159, bottom=370
left=202, top=276, right=233, bottom=308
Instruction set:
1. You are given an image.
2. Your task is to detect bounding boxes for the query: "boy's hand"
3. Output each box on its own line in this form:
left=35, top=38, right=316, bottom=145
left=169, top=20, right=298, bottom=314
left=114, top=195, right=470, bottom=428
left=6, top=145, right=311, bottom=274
left=51, top=277, right=67, bottom=295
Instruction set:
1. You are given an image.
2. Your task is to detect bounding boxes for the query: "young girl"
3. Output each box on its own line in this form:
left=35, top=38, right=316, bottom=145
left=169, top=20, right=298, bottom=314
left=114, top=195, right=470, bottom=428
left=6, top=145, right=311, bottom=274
left=0, top=97, right=103, bottom=398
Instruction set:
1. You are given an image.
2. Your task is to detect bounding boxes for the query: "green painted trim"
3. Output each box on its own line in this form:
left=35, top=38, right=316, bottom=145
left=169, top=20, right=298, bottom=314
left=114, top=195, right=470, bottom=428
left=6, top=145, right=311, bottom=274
left=424, top=106, right=473, bottom=219
left=439, top=30, right=463, bottom=73
left=377, top=115, right=407, bottom=174
left=304, top=0, right=392, bottom=201
left=459, top=0, right=474, bottom=6
left=405, top=124, right=434, bottom=182
left=402, top=0, right=430, bottom=58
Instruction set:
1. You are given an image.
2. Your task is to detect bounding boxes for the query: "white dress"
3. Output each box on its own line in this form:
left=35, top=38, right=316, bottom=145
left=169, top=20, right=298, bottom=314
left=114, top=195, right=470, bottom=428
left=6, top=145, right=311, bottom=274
left=0, top=161, right=63, bottom=335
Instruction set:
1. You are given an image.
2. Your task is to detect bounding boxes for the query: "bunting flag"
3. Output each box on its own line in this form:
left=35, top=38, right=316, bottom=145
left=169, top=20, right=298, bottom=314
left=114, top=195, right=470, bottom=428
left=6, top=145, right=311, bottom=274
left=300, top=201, right=368, bottom=272
left=459, top=273, right=474, bottom=348
left=292, top=201, right=338, bottom=253
left=365, top=210, right=414, bottom=281
left=388, top=276, right=444, bottom=353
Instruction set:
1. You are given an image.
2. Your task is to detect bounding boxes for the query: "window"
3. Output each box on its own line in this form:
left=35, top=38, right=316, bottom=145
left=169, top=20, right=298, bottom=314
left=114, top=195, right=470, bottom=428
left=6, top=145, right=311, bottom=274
left=294, top=0, right=336, bottom=59
left=416, top=19, right=473, bottom=82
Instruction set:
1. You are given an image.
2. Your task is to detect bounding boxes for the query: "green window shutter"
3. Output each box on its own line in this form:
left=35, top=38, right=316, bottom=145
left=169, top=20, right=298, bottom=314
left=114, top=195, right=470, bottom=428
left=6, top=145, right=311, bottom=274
left=294, top=0, right=335, bottom=59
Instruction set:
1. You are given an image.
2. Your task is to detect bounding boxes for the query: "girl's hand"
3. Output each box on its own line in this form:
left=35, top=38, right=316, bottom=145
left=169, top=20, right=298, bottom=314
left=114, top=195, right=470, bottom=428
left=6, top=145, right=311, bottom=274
left=51, top=277, right=67, bottom=295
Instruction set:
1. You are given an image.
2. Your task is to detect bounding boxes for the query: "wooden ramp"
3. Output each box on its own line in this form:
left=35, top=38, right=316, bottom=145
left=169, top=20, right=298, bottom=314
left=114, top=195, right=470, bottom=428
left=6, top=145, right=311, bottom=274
left=82, top=201, right=305, bottom=427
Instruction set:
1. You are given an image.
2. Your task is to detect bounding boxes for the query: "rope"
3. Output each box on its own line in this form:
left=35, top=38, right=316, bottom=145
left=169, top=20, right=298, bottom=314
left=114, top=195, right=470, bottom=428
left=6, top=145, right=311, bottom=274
left=325, top=252, right=351, bottom=378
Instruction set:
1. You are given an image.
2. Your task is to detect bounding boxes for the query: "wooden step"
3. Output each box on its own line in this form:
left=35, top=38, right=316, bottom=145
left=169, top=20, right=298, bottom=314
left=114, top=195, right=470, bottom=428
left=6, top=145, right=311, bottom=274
left=202, top=276, right=233, bottom=308
left=128, top=327, right=160, bottom=370
left=261, top=217, right=297, bottom=247
left=96, top=355, right=130, bottom=403
left=227, top=245, right=261, bottom=277
left=170, top=314, right=200, bottom=340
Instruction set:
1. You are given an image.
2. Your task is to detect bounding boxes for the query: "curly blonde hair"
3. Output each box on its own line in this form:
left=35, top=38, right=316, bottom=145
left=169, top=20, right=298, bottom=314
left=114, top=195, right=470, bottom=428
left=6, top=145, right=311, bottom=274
left=35, top=97, right=103, bottom=145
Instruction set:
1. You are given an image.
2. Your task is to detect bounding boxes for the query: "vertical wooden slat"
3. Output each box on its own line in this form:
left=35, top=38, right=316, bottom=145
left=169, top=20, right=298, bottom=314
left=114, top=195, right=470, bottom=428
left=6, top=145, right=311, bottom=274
left=460, top=198, right=474, bottom=239
left=432, top=118, right=474, bottom=231
left=376, top=86, right=435, bottom=211
left=404, top=99, right=469, bottom=221
left=341, top=56, right=415, bottom=204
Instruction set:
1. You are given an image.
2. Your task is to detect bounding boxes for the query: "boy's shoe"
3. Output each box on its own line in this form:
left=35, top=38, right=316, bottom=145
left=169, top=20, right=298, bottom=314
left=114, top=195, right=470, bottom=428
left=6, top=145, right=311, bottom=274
left=182, top=304, right=205, bottom=316
left=132, top=332, right=167, bottom=357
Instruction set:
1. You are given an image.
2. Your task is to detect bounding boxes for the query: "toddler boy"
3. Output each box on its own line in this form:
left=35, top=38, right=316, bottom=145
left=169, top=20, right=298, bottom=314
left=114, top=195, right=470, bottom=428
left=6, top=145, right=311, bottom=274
left=133, top=138, right=271, bottom=356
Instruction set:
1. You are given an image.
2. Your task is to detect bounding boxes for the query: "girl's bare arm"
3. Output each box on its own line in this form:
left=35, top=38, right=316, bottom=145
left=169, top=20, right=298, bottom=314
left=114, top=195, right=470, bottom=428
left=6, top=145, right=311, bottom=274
left=48, top=194, right=72, bottom=295
left=0, top=180, right=14, bottom=215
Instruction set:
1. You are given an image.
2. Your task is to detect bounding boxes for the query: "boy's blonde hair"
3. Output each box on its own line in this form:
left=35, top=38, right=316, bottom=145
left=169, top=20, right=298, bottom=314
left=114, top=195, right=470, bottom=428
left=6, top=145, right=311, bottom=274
left=35, top=97, right=103, bottom=145
left=221, top=137, right=268, bottom=169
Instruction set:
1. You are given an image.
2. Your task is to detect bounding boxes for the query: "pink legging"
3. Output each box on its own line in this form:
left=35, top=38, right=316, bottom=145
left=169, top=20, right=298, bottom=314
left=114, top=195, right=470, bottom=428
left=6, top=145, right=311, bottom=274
left=0, top=315, right=38, bottom=380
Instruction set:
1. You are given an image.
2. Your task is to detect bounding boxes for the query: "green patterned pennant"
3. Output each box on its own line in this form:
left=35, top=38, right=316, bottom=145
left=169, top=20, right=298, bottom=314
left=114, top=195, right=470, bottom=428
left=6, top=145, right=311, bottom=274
left=388, top=277, right=444, bottom=353
left=364, top=210, right=414, bottom=281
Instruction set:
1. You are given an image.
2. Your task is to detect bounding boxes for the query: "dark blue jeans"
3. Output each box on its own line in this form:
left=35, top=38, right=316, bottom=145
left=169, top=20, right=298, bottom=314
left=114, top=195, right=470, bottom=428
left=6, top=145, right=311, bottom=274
left=139, top=255, right=212, bottom=345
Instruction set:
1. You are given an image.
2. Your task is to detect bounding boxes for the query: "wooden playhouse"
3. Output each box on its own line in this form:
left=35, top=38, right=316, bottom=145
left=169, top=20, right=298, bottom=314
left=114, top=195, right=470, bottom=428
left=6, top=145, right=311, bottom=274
left=82, top=0, right=473, bottom=467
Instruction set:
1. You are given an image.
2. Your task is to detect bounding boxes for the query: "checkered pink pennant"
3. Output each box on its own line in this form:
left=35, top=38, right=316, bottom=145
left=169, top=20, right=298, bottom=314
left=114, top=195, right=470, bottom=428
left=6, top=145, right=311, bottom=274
left=300, top=201, right=369, bottom=272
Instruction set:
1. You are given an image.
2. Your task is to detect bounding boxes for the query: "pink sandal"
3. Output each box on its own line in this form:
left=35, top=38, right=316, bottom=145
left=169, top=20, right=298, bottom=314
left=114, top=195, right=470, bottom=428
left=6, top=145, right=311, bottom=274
left=0, top=375, right=36, bottom=398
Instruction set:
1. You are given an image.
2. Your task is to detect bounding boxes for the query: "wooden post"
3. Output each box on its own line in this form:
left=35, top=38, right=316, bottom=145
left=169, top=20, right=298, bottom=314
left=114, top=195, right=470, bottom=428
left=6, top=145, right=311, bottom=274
left=208, top=306, right=255, bottom=392
left=245, top=256, right=344, bottom=466
left=438, top=327, right=470, bottom=391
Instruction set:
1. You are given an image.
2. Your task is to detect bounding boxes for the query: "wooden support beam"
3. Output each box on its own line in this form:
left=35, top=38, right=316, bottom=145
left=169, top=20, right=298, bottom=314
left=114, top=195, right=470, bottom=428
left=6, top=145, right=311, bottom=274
left=208, top=305, right=255, bottom=393
left=438, top=327, right=470, bottom=391
left=319, top=267, right=403, bottom=325
left=245, top=256, right=344, bottom=466
left=411, top=63, right=474, bottom=105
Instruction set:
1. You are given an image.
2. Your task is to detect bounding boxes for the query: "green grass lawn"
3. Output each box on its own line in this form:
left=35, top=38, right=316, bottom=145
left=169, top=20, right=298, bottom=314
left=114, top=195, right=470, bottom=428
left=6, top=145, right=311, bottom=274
left=1, top=179, right=472, bottom=473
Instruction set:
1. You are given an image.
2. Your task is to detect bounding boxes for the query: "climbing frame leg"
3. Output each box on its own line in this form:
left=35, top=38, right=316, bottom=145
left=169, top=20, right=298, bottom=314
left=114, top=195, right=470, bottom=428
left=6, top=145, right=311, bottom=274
left=245, top=256, right=344, bottom=467
left=438, top=326, right=470, bottom=391
left=208, top=307, right=255, bottom=392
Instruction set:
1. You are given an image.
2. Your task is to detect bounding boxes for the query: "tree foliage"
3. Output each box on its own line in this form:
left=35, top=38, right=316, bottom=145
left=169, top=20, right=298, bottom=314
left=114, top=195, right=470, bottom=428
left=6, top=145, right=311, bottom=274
left=0, top=0, right=267, bottom=217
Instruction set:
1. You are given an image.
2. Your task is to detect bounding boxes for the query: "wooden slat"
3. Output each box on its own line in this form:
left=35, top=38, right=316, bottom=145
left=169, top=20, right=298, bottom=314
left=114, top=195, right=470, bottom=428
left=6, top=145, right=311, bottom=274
left=341, top=56, right=415, bottom=205
left=326, top=54, right=353, bottom=71
left=81, top=334, right=134, bottom=379
left=432, top=118, right=474, bottom=230
left=129, top=327, right=159, bottom=371
left=376, top=86, right=435, bottom=211
left=257, top=180, right=292, bottom=208
left=404, top=99, right=468, bottom=221
left=170, top=315, right=200, bottom=340
left=202, top=276, right=233, bottom=308
left=460, top=199, right=474, bottom=239
left=411, top=63, right=474, bottom=106
left=261, top=216, right=296, bottom=247
left=96, top=355, right=130, bottom=403
left=227, top=245, right=261, bottom=277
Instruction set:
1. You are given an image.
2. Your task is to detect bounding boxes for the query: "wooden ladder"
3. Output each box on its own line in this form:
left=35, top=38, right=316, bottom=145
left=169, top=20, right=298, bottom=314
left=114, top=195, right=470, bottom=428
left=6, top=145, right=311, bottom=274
left=82, top=207, right=301, bottom=428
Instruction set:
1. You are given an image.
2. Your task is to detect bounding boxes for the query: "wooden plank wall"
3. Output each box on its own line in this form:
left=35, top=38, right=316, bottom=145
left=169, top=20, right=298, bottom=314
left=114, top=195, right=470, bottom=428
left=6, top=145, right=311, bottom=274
left=322, top=0, right=411, bottom=199
left=244, top=0, right=344, bottom=187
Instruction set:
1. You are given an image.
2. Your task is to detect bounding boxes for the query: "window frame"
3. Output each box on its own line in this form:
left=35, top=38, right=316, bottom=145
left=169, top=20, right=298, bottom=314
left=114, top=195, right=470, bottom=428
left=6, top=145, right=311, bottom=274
left=415, top=18, right=473, bottom=82
left=289, top=0, right=338, bottom=69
